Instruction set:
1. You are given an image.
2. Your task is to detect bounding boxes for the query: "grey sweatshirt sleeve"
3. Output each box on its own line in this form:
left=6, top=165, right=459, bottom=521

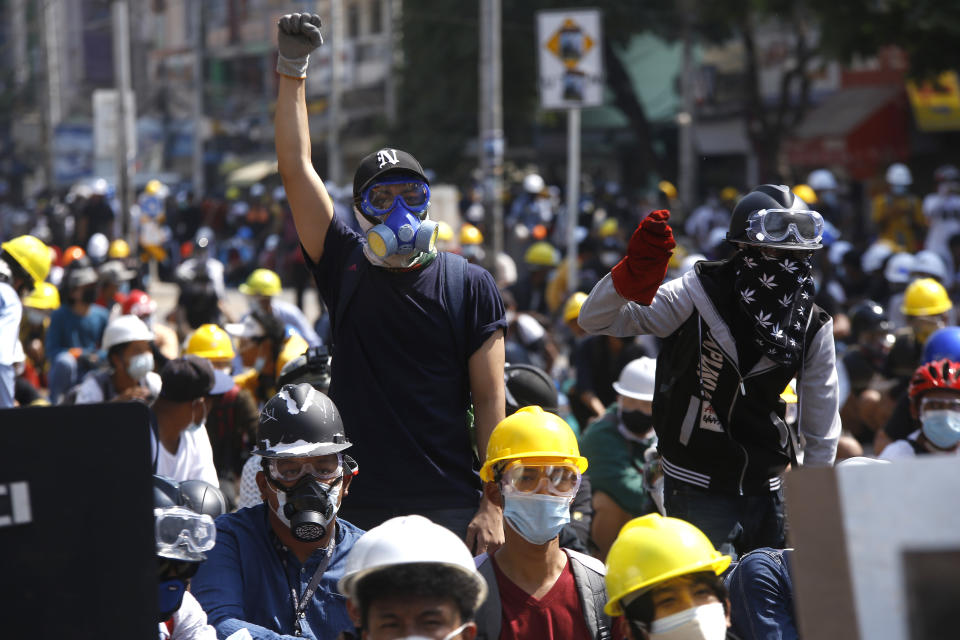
left=798, top=318, right=841, bottom=467
left=578, top=272, right=694, bottom=338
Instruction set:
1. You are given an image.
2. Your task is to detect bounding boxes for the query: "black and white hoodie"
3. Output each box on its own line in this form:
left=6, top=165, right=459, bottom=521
left=579, top=260, right=840, bottom=496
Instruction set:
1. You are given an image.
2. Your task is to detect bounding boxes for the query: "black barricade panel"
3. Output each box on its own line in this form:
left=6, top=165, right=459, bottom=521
left=0, top=402, right=156, bottom=638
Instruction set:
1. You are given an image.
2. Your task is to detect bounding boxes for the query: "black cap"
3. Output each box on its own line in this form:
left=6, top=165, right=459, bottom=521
left=352, top=148, right=428, bottom=205
left=505, top=364, right=559, bottom=415
left=159, top=355, right=215, bottom=402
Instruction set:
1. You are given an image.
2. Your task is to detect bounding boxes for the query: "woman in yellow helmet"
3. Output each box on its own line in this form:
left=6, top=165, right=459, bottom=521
left=604, top=513, right=735, bottom=639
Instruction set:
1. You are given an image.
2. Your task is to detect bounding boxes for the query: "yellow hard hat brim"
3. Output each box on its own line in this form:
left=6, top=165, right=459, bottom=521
left=604, top=554, right=732, bottom=616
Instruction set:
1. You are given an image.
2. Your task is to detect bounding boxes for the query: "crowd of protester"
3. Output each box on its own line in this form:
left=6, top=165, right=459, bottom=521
left=2, top=12, right=959, bottom=639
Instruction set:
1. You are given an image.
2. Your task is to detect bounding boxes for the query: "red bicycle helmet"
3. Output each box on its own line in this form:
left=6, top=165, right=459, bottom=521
left=908, top=358, right=960, bottom=416
left=122, top=289, right=157, bottom=317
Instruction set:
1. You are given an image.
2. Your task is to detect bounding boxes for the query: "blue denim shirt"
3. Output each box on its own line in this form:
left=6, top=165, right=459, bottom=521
left=191, top=504, right=364, bottom=639
left=725, top=548, right=797, bottom=640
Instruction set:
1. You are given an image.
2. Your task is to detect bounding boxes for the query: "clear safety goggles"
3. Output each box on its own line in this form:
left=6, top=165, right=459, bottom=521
left=920, top=396, right=960, bottom=416
left=500, top=462, right=582, bottom=498
left=267, top=453, right=343, bottom=484
left=361, top=179, right=431, bottom=216
left=744, top=209, right=823, bottom=245
left=155, top=507, right=216, bottom=555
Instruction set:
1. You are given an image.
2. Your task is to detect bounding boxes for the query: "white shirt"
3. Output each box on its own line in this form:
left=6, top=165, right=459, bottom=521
left=155, top=424, right=220, bottom=487
left=880, top=429, right=960, bottom=461
left=158, top=591, right=217, bottom=640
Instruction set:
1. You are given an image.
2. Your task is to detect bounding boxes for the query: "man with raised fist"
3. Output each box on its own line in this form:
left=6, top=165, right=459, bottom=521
left=579, top=186, right=841, bottom=555
left=273, top=13, right=507, bottom=554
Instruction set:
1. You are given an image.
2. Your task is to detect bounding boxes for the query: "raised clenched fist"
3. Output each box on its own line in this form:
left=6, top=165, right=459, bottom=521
left=276, top=13, right=323, bottom=78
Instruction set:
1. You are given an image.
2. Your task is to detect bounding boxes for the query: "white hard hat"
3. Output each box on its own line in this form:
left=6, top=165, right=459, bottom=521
left=807, top=169, right=838, bottom=192
left=337, top=515, right=487, bottom=609
left=515, top=313, right=546, bottom=346
left=828, top=240, right=853, bottom=266
left=912, top=250, right=948, bottom=282
left=102, top=314, right=154, bottom=351
left=87, top=233, right=109, bottom=261
left=886, top=163, right=912, bottom=187
left=495, top=252, right=517, bottom=287
left=523, top=173, right=545, bottom=194
left=883, top=252, right=916, bottom=284
left=612, top=357, right=656, bottom=401
left=861, top=242, right=893, bottom=274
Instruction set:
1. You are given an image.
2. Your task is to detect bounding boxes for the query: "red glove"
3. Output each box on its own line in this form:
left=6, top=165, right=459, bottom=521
left=610, top=210, right=676, bottom=304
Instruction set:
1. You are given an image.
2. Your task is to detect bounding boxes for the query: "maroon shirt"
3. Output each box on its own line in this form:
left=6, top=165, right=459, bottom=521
left=491, top=554, right=592, bottom=640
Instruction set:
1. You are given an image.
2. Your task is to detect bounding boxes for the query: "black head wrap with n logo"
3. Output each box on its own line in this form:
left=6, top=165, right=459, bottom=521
left=733, top=246, right=815, bottom=367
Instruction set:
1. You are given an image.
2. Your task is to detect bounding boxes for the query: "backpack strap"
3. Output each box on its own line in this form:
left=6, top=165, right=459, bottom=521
left=440, top=252, right=468, bottom=363
left=566, top=549, right=613, bottom=640
left=332, top=244, right=367, bottom=354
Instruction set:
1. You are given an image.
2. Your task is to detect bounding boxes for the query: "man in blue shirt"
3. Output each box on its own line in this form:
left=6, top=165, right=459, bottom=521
left=192, top=383, right=364, bottom=639
left=274, top=13, right=506, bottom=552
left=46, top=259, right=110, bottom=403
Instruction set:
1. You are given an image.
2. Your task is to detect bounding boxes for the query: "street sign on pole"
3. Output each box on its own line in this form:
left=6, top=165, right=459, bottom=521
left=537, top=9, right=603, bottom=294
left=536, top=9, right=604, bottom=110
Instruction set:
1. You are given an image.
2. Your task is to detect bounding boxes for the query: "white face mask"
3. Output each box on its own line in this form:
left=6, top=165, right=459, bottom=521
left=126, top=352, right=154, bottom=381
left=187, top=401, right=207, bottom=432
left=649, top=602, right=727, bottom=640
left=396, top=622, right=470, bottom=640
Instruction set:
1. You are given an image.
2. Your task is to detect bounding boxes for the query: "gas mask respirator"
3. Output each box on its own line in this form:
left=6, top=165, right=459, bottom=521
left=358, top=179, right=438, bottom=259
left=271, top=475, right=343, bottom=543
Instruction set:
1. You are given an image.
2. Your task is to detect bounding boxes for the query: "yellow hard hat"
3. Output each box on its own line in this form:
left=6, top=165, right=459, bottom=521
left=604, top=513, right=731, bottom=616
left=719, top=187, right=740, bottom=202
left=277, top=333, right=309, bottom=374
left=524, top=241, right=559, bottom=267
left=185, top=324, right=236, bottom=360
left=902, top=278, right=953, bottom=316
left=479, top=406, right=588, bottom=482
left=437, top=220, right=454, bottom=242
left=1, top=235, right=51, bottom=284
left=144, top=179, right=165, bottom=196
left=792, top=184, right=818, bottom=205
left=23, top=281, right=60, bottom=310
left=460, top=224, right=484, bottom=246
left=108, top=238, right=131, bottom=259
left=598, top=218, right=619, bottom=239
left=239, top=268, right=282, bottom=297
left=658, top=180, right=678, bottom=200
left=563, top=292, right=588, bottom=323
left=225, top=186, right=241, bottom=201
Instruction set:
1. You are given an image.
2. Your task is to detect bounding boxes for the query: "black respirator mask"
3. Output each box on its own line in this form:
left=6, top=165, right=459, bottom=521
left=270, top=475, right=343, bottom=543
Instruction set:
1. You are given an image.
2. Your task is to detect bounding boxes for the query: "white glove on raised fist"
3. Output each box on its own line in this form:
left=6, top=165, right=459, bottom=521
left=277, top=13, right=323, bottom=79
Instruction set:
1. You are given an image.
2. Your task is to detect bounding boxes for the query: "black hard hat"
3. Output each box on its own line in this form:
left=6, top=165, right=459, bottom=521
left=504, top=364, right=559, bottom=415
left=849, top=300, right=891, bottom=344
left=277, top=345, right=331, bottom=392
left=726, top=184, right=822, bottom=250
left=153, top=475, right=226, bottom=519
left=252, top=383, right=351, bottom=458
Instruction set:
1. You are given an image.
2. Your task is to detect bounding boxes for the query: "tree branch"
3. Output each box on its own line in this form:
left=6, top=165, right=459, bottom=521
left=602, top=39, right=660, bottom=176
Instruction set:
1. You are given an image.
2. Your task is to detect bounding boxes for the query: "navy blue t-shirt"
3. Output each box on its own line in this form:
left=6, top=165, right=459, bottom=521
left=306, top=216, right=506, bottom=510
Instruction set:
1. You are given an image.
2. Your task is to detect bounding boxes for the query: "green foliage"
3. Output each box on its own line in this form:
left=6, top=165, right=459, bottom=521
left=809, top=0, right=960, bottom=78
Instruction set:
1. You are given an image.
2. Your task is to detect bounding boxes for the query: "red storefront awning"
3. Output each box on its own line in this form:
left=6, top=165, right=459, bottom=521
left=785, top=86, right=910, bottom=181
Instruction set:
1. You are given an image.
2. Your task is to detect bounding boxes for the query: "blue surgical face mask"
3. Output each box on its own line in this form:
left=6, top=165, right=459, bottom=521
left=502, top=492, right=571, bottom=545
left=157, top=578, right=187, bottom=621
left=253, top=356, right=267, bottom=373
left=921, top=410, right=960, bottom=449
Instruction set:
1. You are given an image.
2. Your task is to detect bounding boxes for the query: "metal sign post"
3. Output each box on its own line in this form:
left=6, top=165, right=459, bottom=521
left=536, top=9, right=603, bottom=294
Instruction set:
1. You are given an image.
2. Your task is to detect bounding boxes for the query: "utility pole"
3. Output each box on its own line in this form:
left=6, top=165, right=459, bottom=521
left=112, top=0, right=134, bottom=245
left=10, top=0, right=27, bottom=90
left=383, top=0, right=397, bottom=126
left=327, top=0, right=344, bottom=186
left=42, top=0, right=62, bottom=189
left=678, top=1, right=697, bottom=215
left=192, top=0, right=205, bottom=196
left=479, top=0, right=504, bottom=265
left=566, top=108, right=580, bottom=295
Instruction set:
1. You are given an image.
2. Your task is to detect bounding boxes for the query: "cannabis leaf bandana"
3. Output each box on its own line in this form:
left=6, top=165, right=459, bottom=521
left=733, top=246, right=815, bottom=367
